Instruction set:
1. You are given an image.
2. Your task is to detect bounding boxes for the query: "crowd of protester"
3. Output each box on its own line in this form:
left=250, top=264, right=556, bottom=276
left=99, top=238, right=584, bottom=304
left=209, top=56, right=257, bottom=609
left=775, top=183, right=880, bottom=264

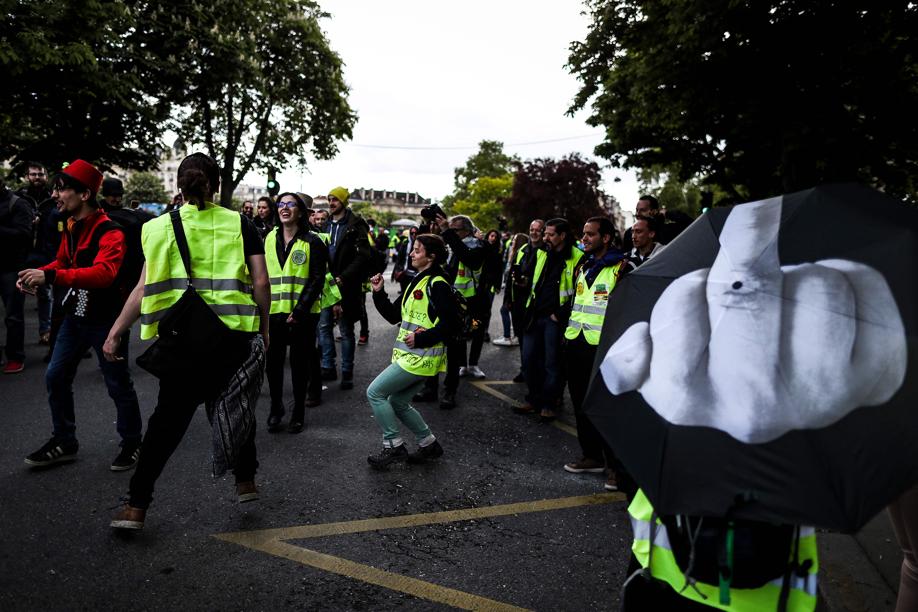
left=3, top=156, right=915, bottom=611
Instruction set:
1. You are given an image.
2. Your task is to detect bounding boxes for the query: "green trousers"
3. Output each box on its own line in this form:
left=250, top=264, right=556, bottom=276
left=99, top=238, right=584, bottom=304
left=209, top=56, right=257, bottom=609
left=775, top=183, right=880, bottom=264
left=366, top=362, right=432, bottom=446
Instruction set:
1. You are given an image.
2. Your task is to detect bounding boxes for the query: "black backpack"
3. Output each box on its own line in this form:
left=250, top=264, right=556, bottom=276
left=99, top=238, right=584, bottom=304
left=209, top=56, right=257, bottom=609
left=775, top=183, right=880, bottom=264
left=425, top=279, right=480, bottom=341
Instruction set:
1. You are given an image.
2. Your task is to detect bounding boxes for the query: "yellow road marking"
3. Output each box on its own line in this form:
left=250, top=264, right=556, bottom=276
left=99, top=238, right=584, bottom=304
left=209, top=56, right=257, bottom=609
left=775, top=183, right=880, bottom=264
left=470, top=380, right=578, bottom=437
left=214, top=493, right=624, bottom=610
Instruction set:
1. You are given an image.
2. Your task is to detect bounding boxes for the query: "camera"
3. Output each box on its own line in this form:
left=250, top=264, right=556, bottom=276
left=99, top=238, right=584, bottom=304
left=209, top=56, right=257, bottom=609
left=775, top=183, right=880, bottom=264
left=420, top=203, right=446, bottom=221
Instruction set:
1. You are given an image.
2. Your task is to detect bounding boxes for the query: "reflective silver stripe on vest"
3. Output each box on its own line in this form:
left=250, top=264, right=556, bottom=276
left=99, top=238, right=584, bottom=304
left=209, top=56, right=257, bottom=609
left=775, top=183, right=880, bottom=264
left=271, top=291, right=299, bottom=302
left=560, top=289, right=575, bottom=298
left=393, top=341, right=446, bottom=356
left=572, top=303, right=606, bottom=315
left=567, top=321, right=604, bottom=332
left=630, top=517, right=673, bottom=551
left=400, top=321, right=422, bottom=333
left=768, top=574, right=818, bottom=597
left=144, top=278, right=253, bottom=296
left=270, top=276, right=308, bottom=286
left=140, top=303, right=259, bottom=325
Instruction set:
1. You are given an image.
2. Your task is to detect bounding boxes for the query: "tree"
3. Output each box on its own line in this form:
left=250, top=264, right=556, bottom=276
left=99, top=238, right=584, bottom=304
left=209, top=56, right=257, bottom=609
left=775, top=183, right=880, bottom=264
left=444, top=140, right=519, bottom=208
left=124, top=172, right=168, bottom=204
left=503, top=153, right=609, bottom=233
left=451, top=174, right=514, bottom=232
left=167, top=0, right=357, bottom=206
left=568, top=1, right=918, bottom=201
left=0, top=0, right=178, bottom=174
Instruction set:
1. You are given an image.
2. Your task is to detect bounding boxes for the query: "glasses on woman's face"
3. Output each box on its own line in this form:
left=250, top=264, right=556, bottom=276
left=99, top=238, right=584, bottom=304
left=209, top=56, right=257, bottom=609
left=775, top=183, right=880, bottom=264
left=277, top=200, right=297, bottom=209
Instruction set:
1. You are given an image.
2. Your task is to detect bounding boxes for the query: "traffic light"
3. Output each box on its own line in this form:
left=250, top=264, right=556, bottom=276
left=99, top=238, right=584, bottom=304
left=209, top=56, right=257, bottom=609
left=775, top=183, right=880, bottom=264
left=267, top=167, right=279, bottom=197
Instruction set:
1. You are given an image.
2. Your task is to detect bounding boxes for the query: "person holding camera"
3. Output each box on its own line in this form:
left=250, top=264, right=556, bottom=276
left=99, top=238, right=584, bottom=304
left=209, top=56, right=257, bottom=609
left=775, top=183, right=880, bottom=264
left=413, top=212, right=486, bottom=409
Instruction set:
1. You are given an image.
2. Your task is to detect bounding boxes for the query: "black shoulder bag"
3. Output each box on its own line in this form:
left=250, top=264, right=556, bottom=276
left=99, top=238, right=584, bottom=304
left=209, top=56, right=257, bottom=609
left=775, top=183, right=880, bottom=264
left=136, top=210, right=236, bottom=379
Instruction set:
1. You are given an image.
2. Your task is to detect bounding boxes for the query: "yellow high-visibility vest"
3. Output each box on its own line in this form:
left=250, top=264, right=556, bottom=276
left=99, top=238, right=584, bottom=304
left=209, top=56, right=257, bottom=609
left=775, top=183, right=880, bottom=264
left=140, top=203, right=259, bottom=339
left=265, top=228, right=321, bottom=316
left=564, top=262, right=622, bottom=345
left=391, top=275, right=448, bottom=376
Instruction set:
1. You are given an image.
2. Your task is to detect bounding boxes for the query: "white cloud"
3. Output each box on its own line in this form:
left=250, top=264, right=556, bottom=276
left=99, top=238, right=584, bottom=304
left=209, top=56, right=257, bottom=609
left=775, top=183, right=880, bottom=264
left=247, top=1, right=640, bottom=208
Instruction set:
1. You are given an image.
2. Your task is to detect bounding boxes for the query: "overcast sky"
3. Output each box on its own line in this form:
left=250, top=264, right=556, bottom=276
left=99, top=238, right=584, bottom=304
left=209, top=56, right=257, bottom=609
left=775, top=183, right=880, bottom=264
left=261, top=0, right=640, bottom=208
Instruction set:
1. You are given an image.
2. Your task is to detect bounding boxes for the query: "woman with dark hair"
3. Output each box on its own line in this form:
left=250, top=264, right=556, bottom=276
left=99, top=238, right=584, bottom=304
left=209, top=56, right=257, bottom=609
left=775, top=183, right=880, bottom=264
left=493, top=232, right=528, bottom=347
left=263, top=192, right=327, bottom=433
left=364, top=234, right=459, bottom=469
left=253, top=196, right=275, bottom=240
left=103, top=152, right=271, bottom=530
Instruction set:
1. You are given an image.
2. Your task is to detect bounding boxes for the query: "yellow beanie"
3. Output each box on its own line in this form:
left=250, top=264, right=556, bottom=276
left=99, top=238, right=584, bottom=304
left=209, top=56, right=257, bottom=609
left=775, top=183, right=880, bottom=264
left=328, top=186, right=349, bottom=205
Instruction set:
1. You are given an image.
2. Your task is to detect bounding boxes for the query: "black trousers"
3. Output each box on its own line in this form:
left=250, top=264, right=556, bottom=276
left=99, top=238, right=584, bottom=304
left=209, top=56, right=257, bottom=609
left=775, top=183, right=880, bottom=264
left=266, top=312, right=321, bottom=416
left=128, top=334, right=257, bottom=509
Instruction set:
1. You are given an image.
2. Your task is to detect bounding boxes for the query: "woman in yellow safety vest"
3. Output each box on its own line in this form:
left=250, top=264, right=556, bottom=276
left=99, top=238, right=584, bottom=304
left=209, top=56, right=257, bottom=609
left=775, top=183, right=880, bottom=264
left=102, top=152, right=271, bottom=531
left=264, top=192, right=328, bottom=434
left=365, top=234, right=460, bottom=469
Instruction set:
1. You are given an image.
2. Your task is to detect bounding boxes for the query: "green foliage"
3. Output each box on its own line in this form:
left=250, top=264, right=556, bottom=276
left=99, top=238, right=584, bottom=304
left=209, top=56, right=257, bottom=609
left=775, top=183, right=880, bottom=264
left=451, top=174, right=514, bottom=232
left=349, top=201, right=397, bottom=227
left=503, top=153, right=609, bottom=233
left=166, top=0, right=357, bottom=206
left=568, top=1, right=918, bottom=201
left=449, top=141, right=519, bottom=204
left=124, top=172, right=168, bottom=204
left=0, top=0, right=174, bottom=173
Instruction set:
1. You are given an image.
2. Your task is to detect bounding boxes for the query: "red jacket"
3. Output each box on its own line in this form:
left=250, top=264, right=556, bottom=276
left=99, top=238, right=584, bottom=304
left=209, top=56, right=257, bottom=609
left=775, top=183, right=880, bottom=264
left=40, top=209, right=125, bottom=289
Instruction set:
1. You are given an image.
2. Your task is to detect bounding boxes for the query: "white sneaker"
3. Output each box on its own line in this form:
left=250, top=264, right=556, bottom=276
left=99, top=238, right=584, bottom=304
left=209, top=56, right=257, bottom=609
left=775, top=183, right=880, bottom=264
left=467, top=365, right=486, bottom=379
left=509, top=336, right=520, bottom=346
left=492, top=337, right=512, bottom=346
left=458, top=366, right=468, bottom=377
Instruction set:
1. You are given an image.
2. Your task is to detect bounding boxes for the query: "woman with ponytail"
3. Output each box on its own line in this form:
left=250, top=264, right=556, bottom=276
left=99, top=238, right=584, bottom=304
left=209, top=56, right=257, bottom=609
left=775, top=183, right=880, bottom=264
left=103, top=152, right=271, bottom=531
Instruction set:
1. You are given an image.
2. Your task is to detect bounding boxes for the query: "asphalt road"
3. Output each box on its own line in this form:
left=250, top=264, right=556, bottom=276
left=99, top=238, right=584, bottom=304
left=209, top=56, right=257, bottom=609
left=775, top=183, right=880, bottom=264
left=0, top=278, right=632, bottom=611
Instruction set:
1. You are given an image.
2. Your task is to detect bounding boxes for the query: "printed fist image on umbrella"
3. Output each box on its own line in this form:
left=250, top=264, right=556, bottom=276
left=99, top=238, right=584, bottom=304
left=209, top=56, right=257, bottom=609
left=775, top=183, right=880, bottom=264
left=585, top=183, right=918, bottom=531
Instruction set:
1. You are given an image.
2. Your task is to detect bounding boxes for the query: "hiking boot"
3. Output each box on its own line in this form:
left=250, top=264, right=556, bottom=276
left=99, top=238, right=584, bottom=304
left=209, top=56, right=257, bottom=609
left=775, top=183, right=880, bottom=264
left=25, top=438, right=78, bottom=467
left=321, top=368, right=337, bottom=381
left=466, top=365, right=486, bottom=379
left=604, top=471, right=619, bottom=491
left=110, top=502, right=146, bottom=530
left=564, top=457, right=605, bottom=474
left=439, top=393, right=456, bottom=410
left=111, top=443, right=141, bottom=472
left=367, top=444, right=408, bottom=469
left=3, top=360, right=24, bottom=374
left=407, top=440, right=444, bottom=464
left=512, top=372, right=525, bottom=383
left=340, top=371, right=354, bottom=390
left=236, top=481, right=259, bottom=503
left=358, top=334, right=369, bottom=345
left=412, top=389, right=438, bottom=403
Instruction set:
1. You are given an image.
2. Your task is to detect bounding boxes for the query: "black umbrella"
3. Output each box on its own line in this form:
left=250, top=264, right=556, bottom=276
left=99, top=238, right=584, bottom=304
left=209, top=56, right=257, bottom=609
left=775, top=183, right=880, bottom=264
left=585, top=183, right=918, bottom=532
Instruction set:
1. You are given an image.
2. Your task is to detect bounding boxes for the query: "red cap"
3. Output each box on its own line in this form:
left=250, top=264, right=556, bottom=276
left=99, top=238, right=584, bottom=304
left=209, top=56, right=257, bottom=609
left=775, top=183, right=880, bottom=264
left=61, top=159, right=103, bottom=194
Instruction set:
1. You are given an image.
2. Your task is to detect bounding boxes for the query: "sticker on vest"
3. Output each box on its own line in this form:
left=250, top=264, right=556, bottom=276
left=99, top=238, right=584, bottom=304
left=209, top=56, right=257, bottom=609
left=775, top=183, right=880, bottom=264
left=291, top=250, right=307, bottom=265
left=576, top=281, right=584, bottom=295
left=413, top=289, right=424, bottom=300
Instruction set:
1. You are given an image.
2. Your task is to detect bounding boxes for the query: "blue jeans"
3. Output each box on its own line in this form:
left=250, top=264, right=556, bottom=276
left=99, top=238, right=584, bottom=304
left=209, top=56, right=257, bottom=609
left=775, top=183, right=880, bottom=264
left=500, top=302, right=513, bottom=339
left=37, top=283, right=52, bottom=335
left=47, top=316, right=142, bottom=445
left=317, top=306, right=356, bottom=374
left=522, top=315, right=563, bottom=412
left=0, top=270, right=25, bottom=361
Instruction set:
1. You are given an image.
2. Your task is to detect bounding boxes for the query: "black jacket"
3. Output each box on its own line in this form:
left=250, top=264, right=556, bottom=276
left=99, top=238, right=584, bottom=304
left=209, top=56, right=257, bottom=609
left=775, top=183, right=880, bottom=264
left=327, top=208, right=373, bottom=316
left=0, top=188, right=35, bottom=272
left=372, top=265, right=459, bottom=348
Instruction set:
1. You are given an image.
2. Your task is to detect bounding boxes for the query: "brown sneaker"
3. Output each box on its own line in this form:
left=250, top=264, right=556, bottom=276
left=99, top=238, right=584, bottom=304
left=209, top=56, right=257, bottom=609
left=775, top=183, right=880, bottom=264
left=236, top=481, right=259, bottom=503
left=564, top=458, right=605, bottom=474
left=512, top=403, right=537, bottom=415
left=604, top=471, right=619, bottom=491
left=110, top=503, right=146, bottom=530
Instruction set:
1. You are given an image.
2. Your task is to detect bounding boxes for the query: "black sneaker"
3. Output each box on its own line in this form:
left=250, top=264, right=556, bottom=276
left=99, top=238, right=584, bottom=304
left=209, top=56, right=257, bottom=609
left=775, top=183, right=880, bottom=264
left=25, top=438, right=79, bottom=467
left=111, top=443, right=141, bottom=472
left=412, top=390, right=438, bottom=403
left=439, top=392, right=456, bottom=410
left=367, top=445, right=408, bottom=469
left=340, top=371, right=354, bottom=390
left=513, top=372, right=525, bottom=383
left=407, top=440, right=444, bottom=464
